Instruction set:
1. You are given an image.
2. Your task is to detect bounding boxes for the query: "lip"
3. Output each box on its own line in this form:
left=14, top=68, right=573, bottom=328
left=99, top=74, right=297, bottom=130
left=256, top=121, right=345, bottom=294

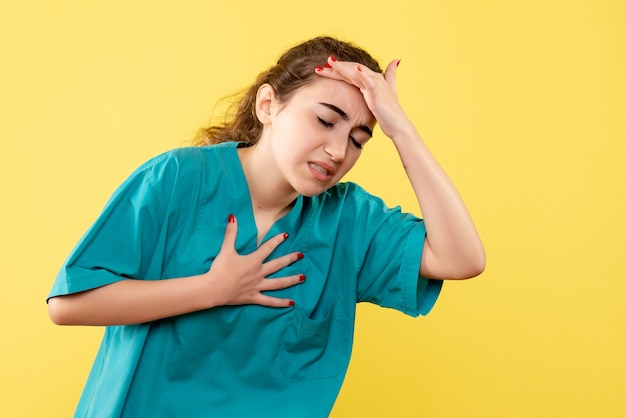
left=308, top=160, right=335, bottom=182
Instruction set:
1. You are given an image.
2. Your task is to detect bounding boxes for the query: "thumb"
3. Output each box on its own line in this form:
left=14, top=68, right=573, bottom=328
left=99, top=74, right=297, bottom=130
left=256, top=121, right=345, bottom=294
left=221, top=213, right=238, bottom=251
left=384, top=59, right=400, bottom=96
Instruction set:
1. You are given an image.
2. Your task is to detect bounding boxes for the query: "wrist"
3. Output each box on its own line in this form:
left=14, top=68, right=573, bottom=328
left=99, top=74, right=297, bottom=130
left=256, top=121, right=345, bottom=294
left=188, top=272, right=223, bottom=311
left=389, top=123, right=423, bottom=147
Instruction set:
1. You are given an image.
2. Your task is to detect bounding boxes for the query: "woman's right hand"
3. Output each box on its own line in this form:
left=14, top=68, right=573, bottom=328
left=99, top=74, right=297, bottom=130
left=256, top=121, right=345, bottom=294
left=204, top=214, right=305, bottom=308
left=48, top=215, right=304, bottom=326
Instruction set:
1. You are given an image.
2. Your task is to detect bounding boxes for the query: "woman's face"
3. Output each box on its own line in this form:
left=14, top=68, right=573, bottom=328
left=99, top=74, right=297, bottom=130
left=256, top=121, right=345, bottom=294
left=262, top=77, right=376, bottom=197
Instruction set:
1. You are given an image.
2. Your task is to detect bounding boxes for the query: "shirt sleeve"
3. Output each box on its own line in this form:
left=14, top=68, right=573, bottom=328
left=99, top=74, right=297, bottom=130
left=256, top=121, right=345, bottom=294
left=352, top=186, right=443, bottom=317
left=47, top=154, right=171, bottom=301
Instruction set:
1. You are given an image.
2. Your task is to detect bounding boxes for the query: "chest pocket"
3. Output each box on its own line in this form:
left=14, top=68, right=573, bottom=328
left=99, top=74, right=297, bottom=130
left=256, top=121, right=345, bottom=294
left=278, top=299, right=352, bottom=381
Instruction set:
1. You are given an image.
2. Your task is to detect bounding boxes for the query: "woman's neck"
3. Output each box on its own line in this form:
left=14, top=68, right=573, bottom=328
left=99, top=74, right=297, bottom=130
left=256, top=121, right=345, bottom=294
left=237, top=143, right=299, bottom=219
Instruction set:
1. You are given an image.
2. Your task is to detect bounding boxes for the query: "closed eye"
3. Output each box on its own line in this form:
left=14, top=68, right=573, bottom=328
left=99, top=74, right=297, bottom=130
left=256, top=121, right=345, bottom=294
left=317, top=117, right=334, bottom=128
left=350, top=136, right=363, bottom=149
left=318, top=116, right=363, bottom=149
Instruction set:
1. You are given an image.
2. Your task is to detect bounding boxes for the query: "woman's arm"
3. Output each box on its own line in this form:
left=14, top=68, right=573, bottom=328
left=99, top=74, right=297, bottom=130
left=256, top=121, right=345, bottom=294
left=49, top=216, right=304, bottom=326
left=316, top=59, right=485, bottom=280
left=386, top=122, right=486, bottom=279
left=48, top=275, right=218, bottom=326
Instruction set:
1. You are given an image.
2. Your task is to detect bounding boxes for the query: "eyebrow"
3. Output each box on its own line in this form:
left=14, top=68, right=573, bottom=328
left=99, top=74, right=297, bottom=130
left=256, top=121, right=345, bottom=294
left=319, top=102, right=373, bottom=137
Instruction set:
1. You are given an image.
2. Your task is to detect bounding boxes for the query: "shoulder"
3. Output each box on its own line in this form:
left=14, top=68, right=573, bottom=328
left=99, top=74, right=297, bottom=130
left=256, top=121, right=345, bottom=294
left=315, top=181, right=388, bottom=213
left=131, top=143, right=236, bottom=187
left=138, top=143, right=236, bottom=177
left=317, top=181, right=367, bottom=200
left=114, top=143, right=238, bottom=210
left=309, top=182, right=392, bottom=226
left=312, top=182, right=421, bottom=230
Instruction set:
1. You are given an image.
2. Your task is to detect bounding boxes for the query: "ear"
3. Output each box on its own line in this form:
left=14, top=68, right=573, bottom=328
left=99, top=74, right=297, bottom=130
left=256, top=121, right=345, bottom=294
left=255, top=84, right=275, bottom=125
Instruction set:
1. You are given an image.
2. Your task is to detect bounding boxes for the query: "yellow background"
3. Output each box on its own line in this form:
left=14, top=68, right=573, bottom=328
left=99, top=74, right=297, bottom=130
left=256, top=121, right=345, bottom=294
left=1, top=0, right=625, bottom=416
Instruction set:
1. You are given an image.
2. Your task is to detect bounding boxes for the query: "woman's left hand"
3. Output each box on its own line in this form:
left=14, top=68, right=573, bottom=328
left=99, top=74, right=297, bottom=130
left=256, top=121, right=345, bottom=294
left=315, top=57, right=412, bottom=140
left=318, top=56, right=486, bottom=280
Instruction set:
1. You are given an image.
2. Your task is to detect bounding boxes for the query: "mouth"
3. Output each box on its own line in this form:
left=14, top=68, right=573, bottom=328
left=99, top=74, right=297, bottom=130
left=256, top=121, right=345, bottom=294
left=308, top=161, right=335, bottom=181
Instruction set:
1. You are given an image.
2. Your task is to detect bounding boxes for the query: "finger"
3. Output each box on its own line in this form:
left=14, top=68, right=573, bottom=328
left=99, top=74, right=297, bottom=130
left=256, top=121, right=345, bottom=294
left=220, top=213, right=238, bottom=251
left=383, top=59, right=400, bottom=96
left=261, top=274, right=306, bottom=291
left=254, top=294, right=296, bottom=308
left=315, top=57, right=361, bottom=86
left=331, top=60, right=387, bottom=94
left=262, top=251, right=304, bottom=275
left=315, top=64, right=349, bottom=83
left=255, top=231, right=290, bottom=260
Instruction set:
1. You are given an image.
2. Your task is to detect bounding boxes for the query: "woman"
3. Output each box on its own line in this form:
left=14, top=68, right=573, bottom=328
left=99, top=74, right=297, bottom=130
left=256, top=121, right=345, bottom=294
left=48, top=36, right=485, bottom=417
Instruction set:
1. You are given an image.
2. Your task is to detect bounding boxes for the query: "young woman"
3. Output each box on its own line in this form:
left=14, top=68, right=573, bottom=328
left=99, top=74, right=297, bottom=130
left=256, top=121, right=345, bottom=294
left=48, top=36, right=485, bottom=417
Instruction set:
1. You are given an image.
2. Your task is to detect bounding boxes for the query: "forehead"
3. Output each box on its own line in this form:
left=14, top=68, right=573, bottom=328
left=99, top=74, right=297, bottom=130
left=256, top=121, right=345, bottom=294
left=290, top=78, right=374, bottom=123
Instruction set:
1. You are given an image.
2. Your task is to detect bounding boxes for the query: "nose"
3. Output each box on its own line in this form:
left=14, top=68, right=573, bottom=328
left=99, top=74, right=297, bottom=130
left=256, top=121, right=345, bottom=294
left=323, top=135, right=347, bottom=162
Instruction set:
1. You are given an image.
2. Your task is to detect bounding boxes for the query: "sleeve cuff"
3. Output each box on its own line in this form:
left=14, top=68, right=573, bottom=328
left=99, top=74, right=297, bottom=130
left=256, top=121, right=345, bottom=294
left=46, top=268, right=125, bottom=302
left=399, top=223, right=443, bottom=317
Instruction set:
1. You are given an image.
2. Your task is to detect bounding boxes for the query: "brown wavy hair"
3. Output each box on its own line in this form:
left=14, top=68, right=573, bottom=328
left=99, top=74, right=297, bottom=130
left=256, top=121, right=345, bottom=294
left=193, top=36, right=382, bottom=146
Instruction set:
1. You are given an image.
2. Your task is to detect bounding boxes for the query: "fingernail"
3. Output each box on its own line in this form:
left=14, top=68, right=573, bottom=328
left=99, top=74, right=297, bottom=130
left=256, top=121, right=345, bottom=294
left=297, top=253, right=304, bottom=260
left=330, top=55, right=337, bottom=62
left=315, top=66, right=324, bottom=71
left=288, top=300, right=295, bottom=306
left=299, top=274, right=306, bottom=282
left=396, top=59, right=401, bottom=67
left=323, top=63, right=332, bottom=68
left=228, top=214, right=235, bottom=223
left=283, top=233, right=289, bottom=240
left=357, top=65, right=362, bottom=72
